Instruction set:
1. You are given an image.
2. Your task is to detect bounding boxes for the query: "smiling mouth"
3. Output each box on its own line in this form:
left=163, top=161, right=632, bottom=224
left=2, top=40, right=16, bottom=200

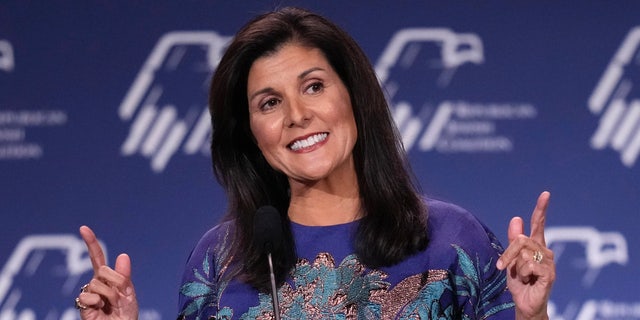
left=288, top=133, right=329, bottom=151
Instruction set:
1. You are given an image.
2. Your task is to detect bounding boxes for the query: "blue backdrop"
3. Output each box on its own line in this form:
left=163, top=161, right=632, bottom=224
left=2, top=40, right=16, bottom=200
left=1, top=1, right=638, bottom=319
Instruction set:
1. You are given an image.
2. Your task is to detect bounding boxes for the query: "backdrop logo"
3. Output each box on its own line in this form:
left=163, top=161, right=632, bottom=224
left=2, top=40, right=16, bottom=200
left=0, top=235, right=161, bottom=320
left=119, top=31, right=231, bottom=173
left=0, top=235, right=104, bottom=319
left=546, top=227, right=628, bottom=287
left=0, top=40, right=14, bottom=72
left=375, top=28, right=537, bottom=154
left=546, top=227, right=633, bottom=320
left=589, top=26, right=640, bottom=168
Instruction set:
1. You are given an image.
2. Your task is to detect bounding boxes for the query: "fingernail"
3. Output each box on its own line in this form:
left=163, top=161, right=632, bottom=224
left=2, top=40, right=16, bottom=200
left=496, top=260, right=503, bottom=270
left=125, top=286, right=133, bottom=295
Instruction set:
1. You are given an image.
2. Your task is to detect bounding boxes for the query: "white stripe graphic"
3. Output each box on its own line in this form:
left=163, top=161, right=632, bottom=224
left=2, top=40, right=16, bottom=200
left=120, top=73, right=154, bottom=120
left=621, top=123, right=640, bottom=167
left=121, top=85, right=163, bottom=155
left=591, top=99, right=626, bottom=150
left=589, top=66, right=624, bottom=114
left=141, top=106, right=176, bottom=156
left=393, top=102, right=422, bottom=150
left=419, top=102, right=453, bottom=150
left=121, top=106, right=157, bottom=155
left=152, top=121, right=187, bottom=172
left=612, top=100, right=640, bottom=151
left=184, top=108, right=211, bottom=154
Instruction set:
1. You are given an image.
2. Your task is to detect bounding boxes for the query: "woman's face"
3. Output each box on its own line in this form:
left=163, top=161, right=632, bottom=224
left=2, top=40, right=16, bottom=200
left=247, top=43, right=357, bottom=183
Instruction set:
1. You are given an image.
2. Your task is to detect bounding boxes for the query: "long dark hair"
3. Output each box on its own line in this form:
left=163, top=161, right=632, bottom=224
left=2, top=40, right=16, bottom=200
left=209, top=7, right=428, bottom=292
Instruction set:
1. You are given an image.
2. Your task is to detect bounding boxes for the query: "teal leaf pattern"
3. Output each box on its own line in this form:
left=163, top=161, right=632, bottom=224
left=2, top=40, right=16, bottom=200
left=180, top=226, right=235, bottom=320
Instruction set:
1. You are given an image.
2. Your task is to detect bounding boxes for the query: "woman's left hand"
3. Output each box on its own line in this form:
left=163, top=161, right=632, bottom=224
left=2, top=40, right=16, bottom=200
left=497, top=191, right=556, bottom=320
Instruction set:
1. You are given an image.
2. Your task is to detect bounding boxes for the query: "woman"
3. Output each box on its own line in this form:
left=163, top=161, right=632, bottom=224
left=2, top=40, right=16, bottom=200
left=76, top=7, right=555, bottom=319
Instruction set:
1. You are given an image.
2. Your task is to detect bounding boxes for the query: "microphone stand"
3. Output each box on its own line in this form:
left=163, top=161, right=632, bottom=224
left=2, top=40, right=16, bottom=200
left=267, top=252, right=281, bottom=320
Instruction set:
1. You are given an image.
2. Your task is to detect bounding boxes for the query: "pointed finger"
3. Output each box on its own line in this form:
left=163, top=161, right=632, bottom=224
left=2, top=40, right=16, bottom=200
left=529, top=191, right=550, bottom=247
left=79, top=225, right=106, bottom=273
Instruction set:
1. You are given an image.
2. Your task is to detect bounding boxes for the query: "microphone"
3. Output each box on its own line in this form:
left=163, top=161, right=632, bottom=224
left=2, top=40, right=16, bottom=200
left=253, top=205, right=283, bottom=320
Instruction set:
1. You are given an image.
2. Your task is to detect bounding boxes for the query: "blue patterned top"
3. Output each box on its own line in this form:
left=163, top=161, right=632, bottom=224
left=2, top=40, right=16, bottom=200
left=177, top=199, right=515, bottom=319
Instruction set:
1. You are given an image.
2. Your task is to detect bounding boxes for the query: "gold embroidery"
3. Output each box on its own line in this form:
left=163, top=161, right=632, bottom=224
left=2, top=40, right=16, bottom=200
left=370, top=269, right=449, bottom=318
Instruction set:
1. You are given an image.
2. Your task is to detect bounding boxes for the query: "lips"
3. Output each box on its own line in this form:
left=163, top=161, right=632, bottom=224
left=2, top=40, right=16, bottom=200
left=288, top=132, right=329, bottom=151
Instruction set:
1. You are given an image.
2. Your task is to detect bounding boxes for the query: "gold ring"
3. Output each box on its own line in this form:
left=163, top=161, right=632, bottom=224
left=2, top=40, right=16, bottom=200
left=533, top=250, right=543, bottom=264
left=80, top=283, right=89, bottom=293
left=74, top=297, right=87, bottom=310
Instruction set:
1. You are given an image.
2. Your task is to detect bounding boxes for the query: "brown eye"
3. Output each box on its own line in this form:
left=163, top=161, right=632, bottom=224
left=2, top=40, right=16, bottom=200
left=305, top=82, right=324, bottom=94
left=260, top=98, right=280, bottom=111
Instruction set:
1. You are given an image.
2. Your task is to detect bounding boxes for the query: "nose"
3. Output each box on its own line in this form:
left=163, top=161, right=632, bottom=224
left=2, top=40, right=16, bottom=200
left=284, top=97, right=312, bottom=128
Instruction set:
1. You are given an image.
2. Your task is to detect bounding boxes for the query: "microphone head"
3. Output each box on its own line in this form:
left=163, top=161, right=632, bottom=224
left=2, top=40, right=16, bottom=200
left=253, top=205, right=284, bottom=254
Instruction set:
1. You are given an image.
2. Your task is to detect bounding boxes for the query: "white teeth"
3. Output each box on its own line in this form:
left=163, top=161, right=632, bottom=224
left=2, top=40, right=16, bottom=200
left=289, top=133, right=328, bottom=151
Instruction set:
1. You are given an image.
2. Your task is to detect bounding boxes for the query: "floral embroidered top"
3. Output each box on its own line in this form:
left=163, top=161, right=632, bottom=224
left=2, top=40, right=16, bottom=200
left=177, top=199, right=515, bottom=319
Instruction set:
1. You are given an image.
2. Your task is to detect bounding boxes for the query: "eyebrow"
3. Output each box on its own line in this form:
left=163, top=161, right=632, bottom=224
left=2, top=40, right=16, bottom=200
left=298, top=67, right=324, bottom=79
left=248, top=67, right=326, bottom=102
left=249, top=87, right=275, bottom=103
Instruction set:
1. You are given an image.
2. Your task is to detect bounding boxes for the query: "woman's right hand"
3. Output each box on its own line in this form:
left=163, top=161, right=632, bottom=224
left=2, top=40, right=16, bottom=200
left=76, top=226, right=139, bottom=320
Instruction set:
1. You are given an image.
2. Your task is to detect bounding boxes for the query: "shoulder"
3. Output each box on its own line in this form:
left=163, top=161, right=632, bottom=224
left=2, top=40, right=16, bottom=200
left=425, top=197, right=482, bottom=227
left=196, top=220, right=236, bottom=247
left=425, top=198, right=503, bottom=249
left=186, top=220, right=236, bottom=264
left=419, top=198, right=506, bottom=269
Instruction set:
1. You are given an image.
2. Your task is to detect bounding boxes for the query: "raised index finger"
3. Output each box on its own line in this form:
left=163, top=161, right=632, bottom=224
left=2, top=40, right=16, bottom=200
left=529, top=191, right=551, bottom=247
left=79, top=225, right=106, bottom=273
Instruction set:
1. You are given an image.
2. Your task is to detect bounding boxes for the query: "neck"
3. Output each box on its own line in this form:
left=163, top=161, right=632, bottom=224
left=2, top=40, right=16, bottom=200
left=287, top=172, right=361, bottom=226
